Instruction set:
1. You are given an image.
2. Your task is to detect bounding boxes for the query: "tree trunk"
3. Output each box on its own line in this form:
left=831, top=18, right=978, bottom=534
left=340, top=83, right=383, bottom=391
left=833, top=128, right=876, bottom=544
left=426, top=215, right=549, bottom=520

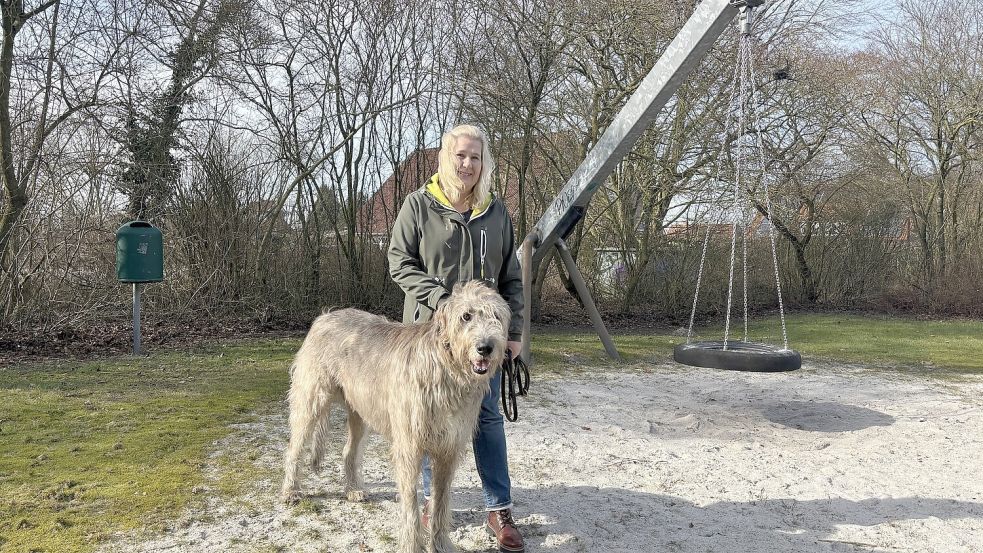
left=791, top=240, right=818, bottom=304
left=0, top=1, right=28, bottom=267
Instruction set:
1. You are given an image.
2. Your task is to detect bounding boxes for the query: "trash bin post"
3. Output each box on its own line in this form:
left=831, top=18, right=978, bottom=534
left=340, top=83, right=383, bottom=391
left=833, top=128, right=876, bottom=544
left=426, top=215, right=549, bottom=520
left=133, top=283, right=141, bottom=355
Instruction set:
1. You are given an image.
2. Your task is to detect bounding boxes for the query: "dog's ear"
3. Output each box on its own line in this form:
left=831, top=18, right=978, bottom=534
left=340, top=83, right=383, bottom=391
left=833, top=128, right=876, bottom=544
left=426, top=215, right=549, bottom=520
left=450, top=282, right=465, bottom=297
left=495, top=297, right=512, bottom=332
left=433, top=298, right=445, bottom=325
left=433, top=301, right=452, bottom=350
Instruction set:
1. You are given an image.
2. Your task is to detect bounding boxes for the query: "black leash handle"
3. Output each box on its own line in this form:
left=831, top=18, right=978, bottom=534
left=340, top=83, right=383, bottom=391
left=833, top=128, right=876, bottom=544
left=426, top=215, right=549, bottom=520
left=501, top=351, right=530, bottom=422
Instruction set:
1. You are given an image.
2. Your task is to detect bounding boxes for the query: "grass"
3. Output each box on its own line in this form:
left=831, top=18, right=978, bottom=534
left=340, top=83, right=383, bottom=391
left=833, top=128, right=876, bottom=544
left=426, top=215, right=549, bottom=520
left=1, top=313, right=981, bottom=552
left=533, top=313, right=983, bottom=374
left=774, top=313, right=983, bottom=372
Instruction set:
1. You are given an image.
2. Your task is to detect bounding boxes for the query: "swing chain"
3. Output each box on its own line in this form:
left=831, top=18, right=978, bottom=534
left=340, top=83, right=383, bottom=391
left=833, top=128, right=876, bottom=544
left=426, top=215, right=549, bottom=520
left=748, top=50, right=791, bottom=350
left=686, top=2, right=792, bottom=352
left=685, top=38, right=744, bottom=344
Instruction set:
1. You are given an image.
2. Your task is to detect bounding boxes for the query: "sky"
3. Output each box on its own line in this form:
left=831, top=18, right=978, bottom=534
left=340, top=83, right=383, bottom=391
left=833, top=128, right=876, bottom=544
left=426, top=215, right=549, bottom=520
left=834, top=0, right=903, bottom=49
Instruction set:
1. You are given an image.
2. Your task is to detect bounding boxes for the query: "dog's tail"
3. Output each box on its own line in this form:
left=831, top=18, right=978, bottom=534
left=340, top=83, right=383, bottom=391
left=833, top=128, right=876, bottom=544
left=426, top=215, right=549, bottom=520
left=290, top=310, right=338, bottom=379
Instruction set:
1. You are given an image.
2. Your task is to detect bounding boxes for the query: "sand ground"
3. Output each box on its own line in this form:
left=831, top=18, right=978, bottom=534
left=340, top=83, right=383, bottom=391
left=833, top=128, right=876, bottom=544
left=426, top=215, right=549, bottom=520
left=100, top=360, right=983, bottom=552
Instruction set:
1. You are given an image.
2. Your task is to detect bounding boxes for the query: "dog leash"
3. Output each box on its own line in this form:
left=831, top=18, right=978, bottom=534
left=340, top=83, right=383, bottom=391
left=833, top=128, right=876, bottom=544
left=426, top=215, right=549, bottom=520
left=501, top=351, right=529, bottom=422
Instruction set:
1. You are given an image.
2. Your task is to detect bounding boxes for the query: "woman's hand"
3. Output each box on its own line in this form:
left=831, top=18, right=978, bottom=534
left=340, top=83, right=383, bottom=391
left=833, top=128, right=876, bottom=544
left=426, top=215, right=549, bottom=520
left=507, top=340, right=522, bottom=359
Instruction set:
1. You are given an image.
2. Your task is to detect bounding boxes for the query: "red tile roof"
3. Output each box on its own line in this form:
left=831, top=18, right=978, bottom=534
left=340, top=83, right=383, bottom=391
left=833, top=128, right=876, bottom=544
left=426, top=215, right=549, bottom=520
left=358, top=148, right=439, bottom=236
left=359, top=147, right=529, bottom=236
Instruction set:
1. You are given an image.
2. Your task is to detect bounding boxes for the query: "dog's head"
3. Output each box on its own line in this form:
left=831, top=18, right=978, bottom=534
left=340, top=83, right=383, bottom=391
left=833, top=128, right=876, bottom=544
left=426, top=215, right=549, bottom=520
left=434, top=280, right=511, bottom=378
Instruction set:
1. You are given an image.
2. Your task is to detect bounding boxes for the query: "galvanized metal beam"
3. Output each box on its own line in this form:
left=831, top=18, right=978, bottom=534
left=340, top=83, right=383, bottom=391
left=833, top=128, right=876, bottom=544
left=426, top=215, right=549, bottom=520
left=528, top=0, right=755, bottom=267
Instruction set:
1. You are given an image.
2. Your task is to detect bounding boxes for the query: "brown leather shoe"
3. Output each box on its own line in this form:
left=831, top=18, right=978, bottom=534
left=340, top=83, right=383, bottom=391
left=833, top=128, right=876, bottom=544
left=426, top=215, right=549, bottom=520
left=487, top=508, right=524, bottom=552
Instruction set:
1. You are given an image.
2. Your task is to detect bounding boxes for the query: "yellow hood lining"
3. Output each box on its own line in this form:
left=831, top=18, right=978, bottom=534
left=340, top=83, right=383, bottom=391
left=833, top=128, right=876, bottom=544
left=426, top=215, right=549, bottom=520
left=426, top=174, right=492, bottom=218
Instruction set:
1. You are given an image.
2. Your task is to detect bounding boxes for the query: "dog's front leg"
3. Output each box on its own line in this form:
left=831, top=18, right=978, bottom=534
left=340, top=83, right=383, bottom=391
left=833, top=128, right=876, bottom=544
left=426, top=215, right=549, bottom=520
left=392, top=445, right=426, bottom=553
left=428, top=453, right=462, bottom=553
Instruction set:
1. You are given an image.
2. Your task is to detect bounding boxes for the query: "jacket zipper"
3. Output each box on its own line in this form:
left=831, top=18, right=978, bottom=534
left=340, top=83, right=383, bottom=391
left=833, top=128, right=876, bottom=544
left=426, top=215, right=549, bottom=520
left=479, top=227, right=487, bottom=281
left=432, top=195, right=494, bottom=284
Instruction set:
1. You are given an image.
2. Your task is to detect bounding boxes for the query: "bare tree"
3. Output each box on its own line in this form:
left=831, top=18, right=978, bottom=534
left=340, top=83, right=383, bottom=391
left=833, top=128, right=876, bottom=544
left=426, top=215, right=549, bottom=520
left=553, top=1, right=735, bottom=312
left=743, top=42, right=860, bottom=304
left=223, top=0, right=426, bottom=308
left=0, top=0, right=110, bottom=269
left=858, top=0, right=983, bottom=292
left=459, top=0, right=573, bottom=240
left=112, top=0, right=251, bottom=220
left=567, top=0, right=869, bottom=312
left=0, top=0, right=130, bottom=324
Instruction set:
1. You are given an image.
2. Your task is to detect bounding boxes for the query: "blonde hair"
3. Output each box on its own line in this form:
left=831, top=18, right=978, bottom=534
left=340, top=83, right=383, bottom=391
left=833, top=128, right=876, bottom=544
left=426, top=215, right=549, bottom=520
left=437, top=124, right=494, bottom=209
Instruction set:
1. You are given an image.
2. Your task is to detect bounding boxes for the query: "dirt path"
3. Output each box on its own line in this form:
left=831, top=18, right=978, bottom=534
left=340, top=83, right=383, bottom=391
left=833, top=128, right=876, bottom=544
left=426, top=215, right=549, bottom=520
left=100, top=361, right=983, bottom=552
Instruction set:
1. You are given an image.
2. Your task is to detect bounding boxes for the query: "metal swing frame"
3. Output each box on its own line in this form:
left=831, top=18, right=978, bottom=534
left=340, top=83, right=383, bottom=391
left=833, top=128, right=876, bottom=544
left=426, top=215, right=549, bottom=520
left=519, top=0, right=800, bottom=371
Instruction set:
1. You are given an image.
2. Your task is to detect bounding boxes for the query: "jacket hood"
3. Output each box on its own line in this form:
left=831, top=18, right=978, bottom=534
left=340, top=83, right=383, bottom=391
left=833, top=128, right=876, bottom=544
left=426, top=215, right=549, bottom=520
left=425, top=174, right=493, bottom=219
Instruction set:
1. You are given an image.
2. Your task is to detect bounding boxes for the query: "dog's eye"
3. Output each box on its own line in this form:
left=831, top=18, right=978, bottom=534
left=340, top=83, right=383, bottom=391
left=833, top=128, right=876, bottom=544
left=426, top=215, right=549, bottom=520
left=461, top=312, right=472, bottom=322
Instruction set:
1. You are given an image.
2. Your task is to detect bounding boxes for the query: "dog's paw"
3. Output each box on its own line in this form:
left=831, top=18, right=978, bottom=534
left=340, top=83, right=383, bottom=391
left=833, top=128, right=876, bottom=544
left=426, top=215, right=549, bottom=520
left=280, top=489, right=302, bottom=504
left=346, top=489, right=366, bottom=502
left=430, top=536, right=461, bottom=553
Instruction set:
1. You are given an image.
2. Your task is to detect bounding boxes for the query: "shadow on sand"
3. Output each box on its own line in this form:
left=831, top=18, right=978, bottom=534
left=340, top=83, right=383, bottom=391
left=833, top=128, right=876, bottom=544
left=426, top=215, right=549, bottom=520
left=450, top=485, right=982, bottom=553
left=759, top=401, right=895, bottom=433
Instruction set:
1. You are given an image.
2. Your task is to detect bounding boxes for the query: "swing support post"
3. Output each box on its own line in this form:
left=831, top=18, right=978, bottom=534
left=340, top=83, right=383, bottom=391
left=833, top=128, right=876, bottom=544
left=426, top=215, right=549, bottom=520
left=556, top=239, right=621, bottom=361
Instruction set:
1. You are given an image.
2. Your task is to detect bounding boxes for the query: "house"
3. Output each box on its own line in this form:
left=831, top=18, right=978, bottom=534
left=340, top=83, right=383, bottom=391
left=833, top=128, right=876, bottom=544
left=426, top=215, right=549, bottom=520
left=358, top=147, right=440, bottom=240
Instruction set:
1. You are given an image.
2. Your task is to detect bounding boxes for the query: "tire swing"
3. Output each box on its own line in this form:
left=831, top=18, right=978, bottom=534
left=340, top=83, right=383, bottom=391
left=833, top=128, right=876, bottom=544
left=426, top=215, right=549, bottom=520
left=673, top=9, right=801, bottom=373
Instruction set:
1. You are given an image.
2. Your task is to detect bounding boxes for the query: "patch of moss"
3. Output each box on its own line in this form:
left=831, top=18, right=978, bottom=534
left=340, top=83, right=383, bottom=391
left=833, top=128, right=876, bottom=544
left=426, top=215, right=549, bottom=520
left=0, top=339, right=298, bottom=553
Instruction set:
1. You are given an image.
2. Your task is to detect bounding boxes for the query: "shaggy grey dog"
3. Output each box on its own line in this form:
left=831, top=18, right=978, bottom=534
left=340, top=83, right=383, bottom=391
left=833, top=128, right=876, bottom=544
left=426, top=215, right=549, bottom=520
left=281, top=280, right=511, bottom=553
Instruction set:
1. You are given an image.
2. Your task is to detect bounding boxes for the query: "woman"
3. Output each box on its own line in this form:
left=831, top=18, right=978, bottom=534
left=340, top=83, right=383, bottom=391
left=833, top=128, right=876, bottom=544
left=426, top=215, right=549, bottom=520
left=388, top=124, right=525, bottom=552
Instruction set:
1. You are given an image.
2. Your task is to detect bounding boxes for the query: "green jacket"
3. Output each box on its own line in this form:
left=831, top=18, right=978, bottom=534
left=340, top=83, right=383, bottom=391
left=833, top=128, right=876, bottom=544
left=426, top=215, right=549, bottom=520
left=388, top=174, right=524, bottom=340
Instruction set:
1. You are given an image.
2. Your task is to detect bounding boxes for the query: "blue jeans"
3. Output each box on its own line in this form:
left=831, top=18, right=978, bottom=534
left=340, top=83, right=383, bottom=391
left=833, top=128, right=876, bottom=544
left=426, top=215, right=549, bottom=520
left=422, top=370, right=513, bottom=511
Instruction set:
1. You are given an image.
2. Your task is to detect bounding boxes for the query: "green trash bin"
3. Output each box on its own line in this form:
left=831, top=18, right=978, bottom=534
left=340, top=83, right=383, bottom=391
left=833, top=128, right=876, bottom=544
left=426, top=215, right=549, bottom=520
left=116, top=221, right=163, bottom=355
left=116, top=221, right=163, bottom=283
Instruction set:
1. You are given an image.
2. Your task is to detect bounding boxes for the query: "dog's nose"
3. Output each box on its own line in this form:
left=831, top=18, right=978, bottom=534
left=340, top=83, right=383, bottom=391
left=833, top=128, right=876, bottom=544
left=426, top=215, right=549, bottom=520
left=476, top=342, right=493, bottom=356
